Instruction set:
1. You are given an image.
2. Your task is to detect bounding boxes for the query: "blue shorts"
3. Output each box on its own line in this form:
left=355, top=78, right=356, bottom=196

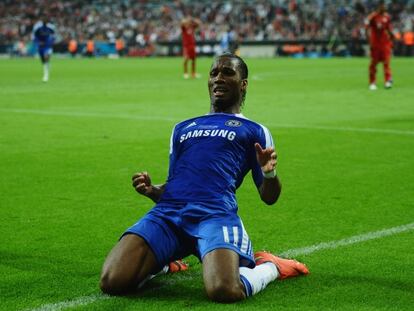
left=38, top=47, right=52, bottom=58
left=122, top=202, right=255, bottom=269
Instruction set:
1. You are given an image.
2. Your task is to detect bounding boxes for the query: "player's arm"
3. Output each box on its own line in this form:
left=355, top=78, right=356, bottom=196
left=365, top=27, right=370, bottom=44
left=132, top=171, right=166, bottom=203
left=255, top=143, right=282, bottom=205
left=364, top=14, right=372, bottom=44
left=386, top=18, right=395, bottom=42
left=387, top=29, right=395, bottom=41
left=32, top=28, right=40, bottom=47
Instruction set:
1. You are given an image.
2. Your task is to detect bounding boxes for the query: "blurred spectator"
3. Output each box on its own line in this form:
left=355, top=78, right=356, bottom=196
left=68, top=38, right=77, bottom=57
left=85, top=37, right=95, bottom=57
left=403, top=27, right=414, bottom=55
left=12, top=40, right=27, bottom=56
left=115, top=37, right=126, bottom=56
left=218, top=25, right=238, bottom=54
left=1, top=0, right=413, bottom=56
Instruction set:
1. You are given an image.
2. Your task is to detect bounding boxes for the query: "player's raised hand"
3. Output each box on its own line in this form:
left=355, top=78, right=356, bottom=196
left=255, top=143, right=277, bottom=174
left=132, top=171, right=153, bottom=196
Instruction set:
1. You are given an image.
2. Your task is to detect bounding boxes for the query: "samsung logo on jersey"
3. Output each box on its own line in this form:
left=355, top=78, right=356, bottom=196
left=180, top=129, right=236, bottom=143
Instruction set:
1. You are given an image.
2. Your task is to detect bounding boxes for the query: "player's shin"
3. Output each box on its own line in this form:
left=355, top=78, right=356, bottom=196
left=43, top=63, right=50, bottom=81
left=239, top=263, right=279, bottom=296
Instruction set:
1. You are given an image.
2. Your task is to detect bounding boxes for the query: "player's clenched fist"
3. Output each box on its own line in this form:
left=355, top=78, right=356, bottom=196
left=132, top=171, right=152, bottom=196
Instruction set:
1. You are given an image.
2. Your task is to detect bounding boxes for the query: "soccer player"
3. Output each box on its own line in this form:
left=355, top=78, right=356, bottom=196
left=32, top=17, right=55, bottom=82
left=100, top=54, right=309, bottom=302
left=365, top=1, right=395, bottom=90
left=181, top=16, right=201, bottom=79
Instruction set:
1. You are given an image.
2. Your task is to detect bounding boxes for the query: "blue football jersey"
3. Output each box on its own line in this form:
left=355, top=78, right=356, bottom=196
left=32, top=22, right=55, bottom=48
left=159, top=113, right=274, bottom=213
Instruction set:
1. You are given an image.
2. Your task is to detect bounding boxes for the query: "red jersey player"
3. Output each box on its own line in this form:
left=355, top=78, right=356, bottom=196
left=365, top=1, right=395, bottom=90
left=181, top=16, right=201, bottom=79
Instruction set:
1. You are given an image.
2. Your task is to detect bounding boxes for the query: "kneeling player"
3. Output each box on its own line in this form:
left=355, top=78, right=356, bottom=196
left=100, top=54, right=309, bottom=302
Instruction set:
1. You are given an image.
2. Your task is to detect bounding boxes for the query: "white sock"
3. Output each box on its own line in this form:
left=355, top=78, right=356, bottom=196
left=137, top=264, right=169, bottom=289
left=239, top=263, right=279, bottom=296
left=43, top=63, right=49, bottom=79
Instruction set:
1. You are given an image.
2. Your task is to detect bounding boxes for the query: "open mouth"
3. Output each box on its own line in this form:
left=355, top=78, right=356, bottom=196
left=213, top=86, right=228, bottom=96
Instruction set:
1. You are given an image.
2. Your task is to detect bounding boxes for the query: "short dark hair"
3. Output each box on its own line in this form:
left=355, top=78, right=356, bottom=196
left=217, top=53, right=248, bottom=79
left=216, top=53, right=249, bottom=105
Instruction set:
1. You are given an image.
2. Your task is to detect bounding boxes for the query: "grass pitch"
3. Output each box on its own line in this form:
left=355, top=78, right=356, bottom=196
left=0, top=56, right=413, bottom=311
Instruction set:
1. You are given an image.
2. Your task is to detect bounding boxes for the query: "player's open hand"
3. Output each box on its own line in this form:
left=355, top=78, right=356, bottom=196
left=255, top=143, right=277, bottom=173
left=132, top=171, right=153, bottom=196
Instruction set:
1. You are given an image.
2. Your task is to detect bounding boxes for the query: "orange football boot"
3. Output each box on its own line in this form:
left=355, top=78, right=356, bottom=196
left=168, top=259, right=189, bottom=273
left=254, top=251, right=309, bottom=279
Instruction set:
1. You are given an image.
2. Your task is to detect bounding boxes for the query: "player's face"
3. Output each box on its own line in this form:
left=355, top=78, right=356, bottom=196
left=208, top=57, right=247, bottom=112
left=41, top=15, right=49, bottom=25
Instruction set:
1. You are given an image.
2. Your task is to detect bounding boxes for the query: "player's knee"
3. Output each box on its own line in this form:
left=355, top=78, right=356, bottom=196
left=205, top=280, right=246, bottom=303
left=99, top=270, right=131, bottom=295
left=99, top=271, right=119, bottom=295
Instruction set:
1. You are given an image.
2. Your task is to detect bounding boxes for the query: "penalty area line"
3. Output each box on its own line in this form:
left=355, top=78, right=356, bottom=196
left=26, top=222, right=414, bottom=311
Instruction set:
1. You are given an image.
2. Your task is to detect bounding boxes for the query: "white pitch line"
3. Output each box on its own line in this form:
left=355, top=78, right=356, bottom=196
left=0, top=108, right=179, bottom=122
left=27, top=294, right=111, bottom=311
left=280, top=222, right=414, bottom=257
left=2, top=108, right=414, bottom=136
left=274, top=123, right=414, bottom=136
left=26, top=222, right=414, bottom=311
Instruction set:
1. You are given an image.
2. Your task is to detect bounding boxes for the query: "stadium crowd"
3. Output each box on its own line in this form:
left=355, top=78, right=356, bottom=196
left=1, top=0, right=413, bottom=56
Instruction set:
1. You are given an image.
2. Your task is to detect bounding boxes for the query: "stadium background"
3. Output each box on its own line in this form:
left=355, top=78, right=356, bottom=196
left=1, top=0, right=414, bottom=57
left=1, top=1, right=413, bottom=311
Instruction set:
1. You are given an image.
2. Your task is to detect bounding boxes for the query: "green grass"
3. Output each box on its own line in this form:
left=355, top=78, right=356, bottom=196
left=0, top=57, right=413, bottom=311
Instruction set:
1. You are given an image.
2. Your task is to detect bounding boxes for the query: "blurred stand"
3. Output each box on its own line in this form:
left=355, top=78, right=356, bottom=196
left=1, top=0, right=413, bottom=58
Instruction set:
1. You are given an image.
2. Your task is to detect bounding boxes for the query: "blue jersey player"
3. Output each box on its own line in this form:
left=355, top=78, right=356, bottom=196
left=100, top=54, right=309, bottom=302
left=32, top=18, right=55, bottom=82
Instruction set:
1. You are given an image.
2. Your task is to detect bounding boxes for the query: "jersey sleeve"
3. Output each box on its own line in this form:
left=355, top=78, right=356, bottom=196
left=32, top=22, right=41, bottom=42
left=364, top=13, right=374, bottom=28
left=167, top=124, right=179, bottom=181
left=251, top=124, right=275, bottom=189
left=48, top=24, right=56, bottom=45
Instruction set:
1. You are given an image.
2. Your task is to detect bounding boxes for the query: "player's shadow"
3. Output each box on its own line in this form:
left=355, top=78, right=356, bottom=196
left=2, top=250, right=208, bottom=303
left=122, top=272, right=207, bottom=303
